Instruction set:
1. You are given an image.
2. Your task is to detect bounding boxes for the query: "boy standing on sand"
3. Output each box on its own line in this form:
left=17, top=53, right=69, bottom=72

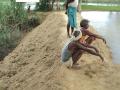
left=61, top=29, right=104, bottom=68
left=65, top=0, right=80, bottom=38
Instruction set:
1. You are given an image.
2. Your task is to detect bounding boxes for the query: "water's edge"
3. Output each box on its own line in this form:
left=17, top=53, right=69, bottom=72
left=81, top=11, right=120, bottom=63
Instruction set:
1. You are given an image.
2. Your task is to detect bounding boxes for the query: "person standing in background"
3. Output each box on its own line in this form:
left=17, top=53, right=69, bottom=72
left=27, top=5, right=31, bottom=13
left=65, top=0, right=81, bottom=38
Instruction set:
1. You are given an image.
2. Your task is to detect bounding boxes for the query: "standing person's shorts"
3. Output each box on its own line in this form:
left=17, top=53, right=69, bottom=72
left=67, top=6, right=77, bottom=28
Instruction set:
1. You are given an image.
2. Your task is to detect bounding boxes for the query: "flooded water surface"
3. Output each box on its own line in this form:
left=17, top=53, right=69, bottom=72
left=81, top=11, right=120, bottom=64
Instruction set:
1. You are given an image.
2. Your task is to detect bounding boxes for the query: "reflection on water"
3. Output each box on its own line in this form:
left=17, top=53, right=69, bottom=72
left=81, top=11, right=120, bottom=64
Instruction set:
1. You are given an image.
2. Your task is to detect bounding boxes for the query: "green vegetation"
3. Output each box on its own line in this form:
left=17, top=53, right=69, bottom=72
left=0, top=0, right=28, bottom=59
left=0, top=0, right=41, bottom=60
left=35, top=0, right=64, bottom=11
left=81, top=5, right=120, bottom=11
left=35, top=0, right=53, bottom=11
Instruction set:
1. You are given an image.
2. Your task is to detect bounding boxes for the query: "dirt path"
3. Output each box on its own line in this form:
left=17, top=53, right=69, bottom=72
left=0, top=12, right=120, bottom=90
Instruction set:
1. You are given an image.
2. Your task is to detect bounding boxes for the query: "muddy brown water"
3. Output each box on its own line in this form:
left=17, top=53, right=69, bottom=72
left=81, top=11, right=120, bottom=64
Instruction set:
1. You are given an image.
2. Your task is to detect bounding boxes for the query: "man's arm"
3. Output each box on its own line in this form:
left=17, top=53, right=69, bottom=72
left=81, top=43, right=99, bottom=53
left=84, top=30, right=106, bottom=44
left=75, top=42, right=104, bottom=61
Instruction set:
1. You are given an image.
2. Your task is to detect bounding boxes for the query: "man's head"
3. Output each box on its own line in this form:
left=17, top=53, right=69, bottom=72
left=72, top=28, right=82, bottom=41
left=80, top=19, right=89, bottom=29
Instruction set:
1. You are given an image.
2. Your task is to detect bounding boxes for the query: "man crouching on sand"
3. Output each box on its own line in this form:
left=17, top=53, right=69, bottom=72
left=71, top=19, right=107, bottom=65
left=61, top=29, right=104, bottom=68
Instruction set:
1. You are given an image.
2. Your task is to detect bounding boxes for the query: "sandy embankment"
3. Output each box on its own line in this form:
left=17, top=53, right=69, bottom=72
left=0, top=12, right=120, bottom=90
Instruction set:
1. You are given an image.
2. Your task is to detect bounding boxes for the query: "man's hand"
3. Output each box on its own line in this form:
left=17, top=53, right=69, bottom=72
left=98, top=54, right=104, bottom=62
left=94, top=48, right=99, bottom=53
left=102, top=38, right=106, bottom=44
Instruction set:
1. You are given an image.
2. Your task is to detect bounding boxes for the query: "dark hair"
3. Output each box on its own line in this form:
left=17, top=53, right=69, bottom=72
left=80, top=19, right=89, bottom=27
left=73, top=31, right=80, bottom=37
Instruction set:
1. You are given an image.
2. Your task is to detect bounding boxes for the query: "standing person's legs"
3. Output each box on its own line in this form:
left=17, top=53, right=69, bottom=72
left=67, top=7, right=77, bottom=37
left=71, top=7, right=77, bottom=35
left=67, top=23, right=70, bottom=37
left=71, top=27, right=74, bottom=35
left=67, top=23, right=74, bottom=37
left=67, top=8, right=71, bottom=38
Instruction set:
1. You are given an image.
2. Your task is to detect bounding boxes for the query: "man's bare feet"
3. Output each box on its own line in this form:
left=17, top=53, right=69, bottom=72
left=67, top=35, right=71, bottom=38
left=72, top=63, right=80, bottom=68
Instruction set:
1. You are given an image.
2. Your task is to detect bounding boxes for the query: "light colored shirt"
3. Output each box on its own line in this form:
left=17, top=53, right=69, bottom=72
left=68, top=0, right=79, bottom=8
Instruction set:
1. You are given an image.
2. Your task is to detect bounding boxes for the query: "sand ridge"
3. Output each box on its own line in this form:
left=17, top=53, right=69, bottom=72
left=0, top=12, right=120, bottom=90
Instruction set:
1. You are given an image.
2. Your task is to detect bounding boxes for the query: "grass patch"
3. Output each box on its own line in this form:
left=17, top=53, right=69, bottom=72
left=0, top=1, right=40, bottom=60
left=81, top=5, right=120, bottom=11
left=0, top=2, right=27, bottom=60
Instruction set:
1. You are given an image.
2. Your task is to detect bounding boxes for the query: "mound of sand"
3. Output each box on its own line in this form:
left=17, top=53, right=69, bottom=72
left=0, top=12, right=120, bottom=90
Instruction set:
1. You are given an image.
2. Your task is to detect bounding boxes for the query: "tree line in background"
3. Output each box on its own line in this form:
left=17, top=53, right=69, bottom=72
left=35, top=0, right=120, bottom=11
left=35, top=0, right=63, bottom=11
